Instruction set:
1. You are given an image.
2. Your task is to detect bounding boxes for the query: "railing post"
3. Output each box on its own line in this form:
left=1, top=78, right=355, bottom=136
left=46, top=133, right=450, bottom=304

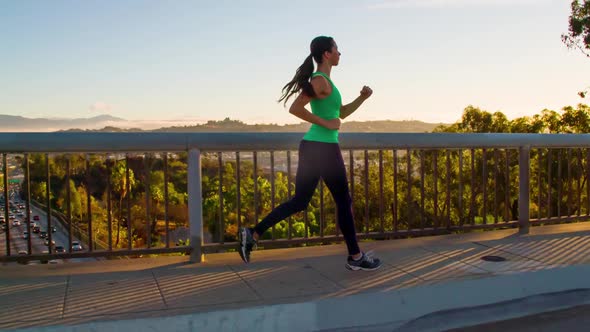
left=518, top=145, right=530, bottom=234
left=188, top=148, right=204, bottom=262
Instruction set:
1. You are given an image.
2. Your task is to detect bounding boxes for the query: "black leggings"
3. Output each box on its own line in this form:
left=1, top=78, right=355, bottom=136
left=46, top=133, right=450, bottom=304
left=253, top=140, right=360, bottom=256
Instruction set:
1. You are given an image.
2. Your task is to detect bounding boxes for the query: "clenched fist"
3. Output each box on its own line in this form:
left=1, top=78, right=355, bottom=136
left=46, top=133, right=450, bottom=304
left=360, top=86, right=373, bottom=100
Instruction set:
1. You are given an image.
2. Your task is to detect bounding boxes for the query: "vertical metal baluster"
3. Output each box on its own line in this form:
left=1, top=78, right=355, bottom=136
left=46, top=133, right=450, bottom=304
left=538, top=149, right=543, bottom=220
left=470, top=149, right=475, bottom=226
left=393, top=150, right=398, bottom=233
left=364, top=150, right=369, bottom=234
left=482, top=148, right=487, bottom=225
left=407, top=149, right=412, bottom=229
left=304, top=150, right=311, bottom=239
left=459, top=150, right=463, bottom=227
left=304, top=205, right=309, bottom=239
left=253, top=151, right=258, bottom=227
left=505, top=150, right=510, bottom=222
left=164, top=153, right=170, bottom=247
left=217, top=153, right=223, bottom=243
left=518, top=146, right=531, bottom=234
left=67, top=155, right=72, bottom=253
left=25, top=154, right=32, bottom=254
left=494, top=149, right=499, bottom=223
left=236, top=152, right=241, bottom=230
left=320, top=179, right=324, bottom=238
left=433, top=150, right=438, bottom=228
left=420, top=150, right=425, bottom=230
left=86, top=155, right=93, bottom=251
left=144, top=154, right=150, bottom=248
left=336, top=151, right=342, bottom=237
left=587, top=149, right=590, bottom=215
left=558, top=150, right=562, bottom=218
left=107, top=156, right=113, bottom=251
left=287, top=151, right=292, bottom=239
left=567, top=149, right=572, bottom=217
left=46, top=153, right=52, bottom=254
left=349, top=150, right=354, bottom=234
left=379, top=150, right=384, bottom=233
left=547, top=149, right=553, bottom=219
left=3, top=154, right=9, bottom=256
left=270, top=151, right=276, bottom=239
left=578, top=149, right=582, bottom=217
left=126, top=155, right=131, bottom=250
left=446, top=150, right=451, bottom=229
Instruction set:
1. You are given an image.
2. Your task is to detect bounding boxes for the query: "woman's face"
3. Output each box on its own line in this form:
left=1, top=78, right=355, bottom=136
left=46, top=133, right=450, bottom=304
left=325, top=42, right=341, bottom=66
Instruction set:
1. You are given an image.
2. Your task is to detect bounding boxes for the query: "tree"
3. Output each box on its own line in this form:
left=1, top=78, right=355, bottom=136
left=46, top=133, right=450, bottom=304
left=110, top=160, right=136, bottom=246
left=562, top=1, right=590, bottom=98
left=31, top=182, right=48, bottom=201
left=57, top=179, right=82, bottom=220
left=562, top=0, right=590, bottom=58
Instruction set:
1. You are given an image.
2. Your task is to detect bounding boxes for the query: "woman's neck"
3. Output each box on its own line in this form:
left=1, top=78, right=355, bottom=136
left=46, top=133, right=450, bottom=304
left=316, top=62, right=332, bottom=77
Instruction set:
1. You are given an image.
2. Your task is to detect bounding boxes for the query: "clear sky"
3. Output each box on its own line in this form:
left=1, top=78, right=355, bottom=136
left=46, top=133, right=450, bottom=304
left=1, top=0, right=589, bottom=126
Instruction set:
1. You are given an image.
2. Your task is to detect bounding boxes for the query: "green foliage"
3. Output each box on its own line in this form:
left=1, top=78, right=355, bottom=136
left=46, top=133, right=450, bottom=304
left=16, top=103, right=590, bottom=251
left=57, top=179, right=82, bottom=219
left=436, top=104, right=590, bottom=134
left=562, top=0, right=590, bottom=57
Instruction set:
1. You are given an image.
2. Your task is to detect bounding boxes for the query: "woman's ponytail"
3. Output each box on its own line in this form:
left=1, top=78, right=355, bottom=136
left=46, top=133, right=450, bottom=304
left=278, top=54, right=315, bottom=105
left=278, top=36, right=335, bottom=106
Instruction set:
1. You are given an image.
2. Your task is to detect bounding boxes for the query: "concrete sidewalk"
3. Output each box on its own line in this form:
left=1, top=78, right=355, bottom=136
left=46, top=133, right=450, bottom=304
left=2, top=223, right=590, bottom=332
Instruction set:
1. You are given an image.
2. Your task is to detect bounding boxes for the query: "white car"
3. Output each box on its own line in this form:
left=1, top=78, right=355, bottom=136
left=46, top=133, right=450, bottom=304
left=12, top=220, right=20, bottom=226
left=71, top=241, right=83, bottom=251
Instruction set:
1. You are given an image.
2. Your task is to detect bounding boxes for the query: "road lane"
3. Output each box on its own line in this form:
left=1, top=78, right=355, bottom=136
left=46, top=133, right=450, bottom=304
left=1, top=200, right=99, bottom=263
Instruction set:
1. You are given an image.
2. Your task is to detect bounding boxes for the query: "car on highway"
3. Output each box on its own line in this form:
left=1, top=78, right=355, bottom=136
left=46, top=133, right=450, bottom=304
left=44, top=239, right=55, bottom=247
left=54, top=246, right=66, bottom=253
left=12, top=220, right=20, bottom=226
left=51, top=226, right=57, bottom=233
left=71, top=241, right=83, bottom=251
left=33, top=215, right=40, bottom=221
left=39, top=231, right=47, bottom=239
left=32, top=225, right=40, bottom=233
left=22, top=231, right=29, bottom=239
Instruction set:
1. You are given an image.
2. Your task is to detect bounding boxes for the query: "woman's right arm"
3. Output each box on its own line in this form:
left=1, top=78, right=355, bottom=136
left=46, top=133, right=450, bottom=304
left=288, top=78, right=341, bottom=130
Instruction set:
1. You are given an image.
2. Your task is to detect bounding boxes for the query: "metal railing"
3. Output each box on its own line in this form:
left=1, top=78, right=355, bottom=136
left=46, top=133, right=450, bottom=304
left=1, top=132, right=590, bottom=263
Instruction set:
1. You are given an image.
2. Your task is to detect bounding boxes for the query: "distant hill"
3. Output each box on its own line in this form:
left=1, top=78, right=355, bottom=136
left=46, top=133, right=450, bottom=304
left=0, top=114, right=447, bottom=133
left=66, top=119, right=445, bottom=133
left=0, top=114, right=125, bottom=131
left=151, top=118, right=444, bottom=133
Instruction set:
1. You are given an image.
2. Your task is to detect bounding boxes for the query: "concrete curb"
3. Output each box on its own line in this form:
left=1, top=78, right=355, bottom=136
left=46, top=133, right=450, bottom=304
left=8, top=265, right=590, bottom=332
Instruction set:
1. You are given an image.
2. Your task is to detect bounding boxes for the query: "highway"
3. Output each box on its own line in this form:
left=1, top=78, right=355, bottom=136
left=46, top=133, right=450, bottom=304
left=1, top=199, right=97, bottom=264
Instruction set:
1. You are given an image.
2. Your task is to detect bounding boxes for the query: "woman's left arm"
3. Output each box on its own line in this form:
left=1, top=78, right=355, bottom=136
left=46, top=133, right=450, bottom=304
left=340, top=86, right=373, bottom=119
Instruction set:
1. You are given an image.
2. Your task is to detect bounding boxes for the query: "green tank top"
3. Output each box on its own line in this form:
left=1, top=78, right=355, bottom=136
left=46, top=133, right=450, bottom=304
left=303, top=72, right=342, bottom=143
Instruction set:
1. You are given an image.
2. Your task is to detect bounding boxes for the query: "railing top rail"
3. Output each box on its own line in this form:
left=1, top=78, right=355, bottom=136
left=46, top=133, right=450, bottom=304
left=1, top=132, right=590, bottom=152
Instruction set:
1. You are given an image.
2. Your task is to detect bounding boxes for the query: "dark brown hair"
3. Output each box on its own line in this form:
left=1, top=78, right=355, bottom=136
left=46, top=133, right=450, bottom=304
left=278, top=36, right=335, bottom=105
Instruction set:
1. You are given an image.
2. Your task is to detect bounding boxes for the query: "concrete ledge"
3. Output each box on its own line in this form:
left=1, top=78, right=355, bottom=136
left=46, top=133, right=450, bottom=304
left=393, top=289, right=590, bottom=332
left=8, top=264, right=590, bottom=332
